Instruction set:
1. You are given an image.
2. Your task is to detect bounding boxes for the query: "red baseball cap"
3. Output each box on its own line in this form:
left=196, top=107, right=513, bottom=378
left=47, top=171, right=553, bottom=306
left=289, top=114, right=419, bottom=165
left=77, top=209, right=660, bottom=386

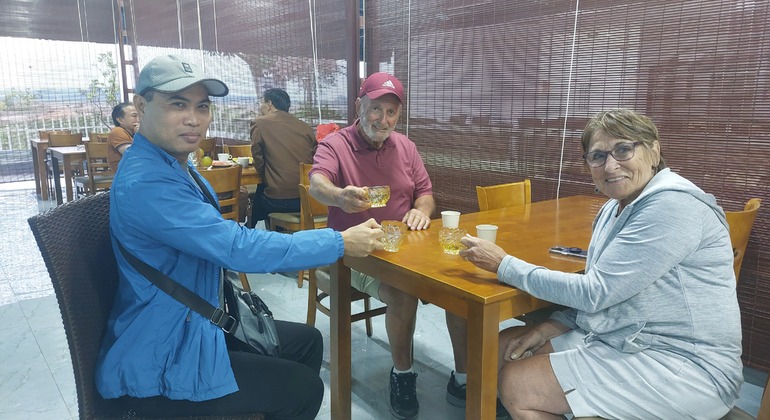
left=359, top=72, right=404, bottom=103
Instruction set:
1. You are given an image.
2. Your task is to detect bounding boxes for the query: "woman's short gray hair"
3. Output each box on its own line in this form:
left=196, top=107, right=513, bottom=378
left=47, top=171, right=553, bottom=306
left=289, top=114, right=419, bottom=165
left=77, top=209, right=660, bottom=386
left=581, top=108, right=667, bottom=171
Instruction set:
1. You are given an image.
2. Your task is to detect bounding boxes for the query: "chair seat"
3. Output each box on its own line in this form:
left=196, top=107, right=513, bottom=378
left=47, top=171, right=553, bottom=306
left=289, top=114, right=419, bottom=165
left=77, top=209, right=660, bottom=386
left=574, top=405, right=753, bottom=420
left=311, top=268, right=387, bottom=327
left=268, top=212, right=301, bottom=223
left=268, top=212, right=327, bottom=226
left=314, top=268, right=375, bottom=301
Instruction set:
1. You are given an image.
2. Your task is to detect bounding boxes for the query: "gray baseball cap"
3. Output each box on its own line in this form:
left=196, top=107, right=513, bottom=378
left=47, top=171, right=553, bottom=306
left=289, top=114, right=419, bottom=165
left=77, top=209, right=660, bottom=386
left=136, top=55, right=229, bottom=97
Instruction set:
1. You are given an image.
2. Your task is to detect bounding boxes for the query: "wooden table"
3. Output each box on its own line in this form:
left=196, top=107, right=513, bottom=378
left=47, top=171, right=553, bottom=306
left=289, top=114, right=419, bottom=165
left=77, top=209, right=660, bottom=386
left=329, top=194, right=606, bottom=420
left=48, top=146, right=86, bottom=205
left=30, top=139, right=49, bottom=200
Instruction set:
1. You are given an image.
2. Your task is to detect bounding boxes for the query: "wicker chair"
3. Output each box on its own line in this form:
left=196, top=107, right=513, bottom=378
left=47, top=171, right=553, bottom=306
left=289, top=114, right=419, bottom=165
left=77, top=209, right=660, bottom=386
left=28, top=192, right=263, bottom=420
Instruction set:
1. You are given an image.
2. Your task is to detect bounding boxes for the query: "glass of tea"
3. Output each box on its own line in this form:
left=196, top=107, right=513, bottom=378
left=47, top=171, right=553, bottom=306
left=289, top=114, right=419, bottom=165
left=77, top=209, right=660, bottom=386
left=380, top=220, right=407, bottom=252
left=367, top=185, right=391, bottom=208
left=439, top=227, right=467, bottom=255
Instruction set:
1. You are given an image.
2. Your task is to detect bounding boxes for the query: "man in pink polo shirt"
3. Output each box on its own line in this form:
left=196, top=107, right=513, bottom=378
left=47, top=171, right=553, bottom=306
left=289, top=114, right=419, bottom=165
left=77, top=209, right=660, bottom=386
left=309, top=73, right=489, bottom=420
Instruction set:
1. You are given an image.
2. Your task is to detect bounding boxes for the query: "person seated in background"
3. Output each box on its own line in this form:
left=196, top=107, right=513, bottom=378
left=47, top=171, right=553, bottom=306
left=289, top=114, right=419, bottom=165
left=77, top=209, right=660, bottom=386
left=96, top=54, right=385, bottom=420
left=107, top=102, right=140, bottom=172
left=249, top=88, right=317, bottom=228
left=460, top=108, right=744, bottom=419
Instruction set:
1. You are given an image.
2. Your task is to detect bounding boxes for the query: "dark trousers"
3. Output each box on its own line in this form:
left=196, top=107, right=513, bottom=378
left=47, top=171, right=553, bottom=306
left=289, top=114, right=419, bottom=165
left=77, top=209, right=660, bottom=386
left=250, top=184, right=301, bottom=228
left=120, top=321, right=324, bottom=420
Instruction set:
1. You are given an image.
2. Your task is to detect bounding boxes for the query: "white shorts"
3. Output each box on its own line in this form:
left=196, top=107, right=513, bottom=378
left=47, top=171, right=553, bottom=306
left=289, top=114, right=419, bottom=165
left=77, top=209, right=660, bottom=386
left=549, top=329, right=731, bottom=419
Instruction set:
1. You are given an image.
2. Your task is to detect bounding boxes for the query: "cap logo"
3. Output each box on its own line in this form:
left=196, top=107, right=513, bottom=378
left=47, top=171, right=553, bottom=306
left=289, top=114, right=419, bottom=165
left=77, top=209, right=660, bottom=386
left=382, top=80, right=395, bottom=89
left=182, top=62, right=193, bottom=73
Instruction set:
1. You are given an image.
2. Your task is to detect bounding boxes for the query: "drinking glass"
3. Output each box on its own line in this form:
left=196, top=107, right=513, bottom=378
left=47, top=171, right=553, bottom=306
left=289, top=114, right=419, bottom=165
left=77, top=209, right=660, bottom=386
left=439, top=227, right=467, bottom=255
left=381, top=220, right=407, bottom=252
left=367, top=185, right=391, bottom=208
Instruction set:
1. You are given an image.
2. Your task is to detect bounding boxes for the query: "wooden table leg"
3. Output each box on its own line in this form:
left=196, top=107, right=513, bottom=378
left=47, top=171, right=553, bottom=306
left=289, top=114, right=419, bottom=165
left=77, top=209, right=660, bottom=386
left=466, top=301, right=501, bottom=420
left=330, top=259, right=352, bottom=420
left=63, top=156, right=74, bottom=202
left=51, top=154, right=63, bottom=205
left=35, top=144, right=49, bottom=200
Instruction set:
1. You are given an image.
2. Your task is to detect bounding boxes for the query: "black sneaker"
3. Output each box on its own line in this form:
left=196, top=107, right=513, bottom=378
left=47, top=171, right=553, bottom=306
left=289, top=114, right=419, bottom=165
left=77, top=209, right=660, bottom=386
left=390, top=368, right=419, bottom=419
left=446, top=371, right=511, bottom=419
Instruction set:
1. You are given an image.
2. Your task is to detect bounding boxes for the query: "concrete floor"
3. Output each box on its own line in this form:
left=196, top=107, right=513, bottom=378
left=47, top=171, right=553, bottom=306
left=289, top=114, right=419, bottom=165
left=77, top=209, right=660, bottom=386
left=0, top=183, right=765, bottom=419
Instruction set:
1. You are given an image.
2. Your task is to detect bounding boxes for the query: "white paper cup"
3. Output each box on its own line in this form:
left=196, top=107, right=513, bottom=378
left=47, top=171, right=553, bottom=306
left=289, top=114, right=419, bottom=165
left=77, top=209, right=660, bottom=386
left=217, top=153, right=231, bottom=162
left=441, top=210, right=460, bottom=228
left=476, top=224, right=498, bottom=243
left=237, top=156, right=250, bottom=168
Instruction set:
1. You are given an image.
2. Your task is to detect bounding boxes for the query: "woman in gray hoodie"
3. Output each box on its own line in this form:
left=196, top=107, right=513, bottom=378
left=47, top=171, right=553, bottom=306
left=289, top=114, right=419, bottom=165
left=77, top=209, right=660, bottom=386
left=460, top=109, right=743, bottom=419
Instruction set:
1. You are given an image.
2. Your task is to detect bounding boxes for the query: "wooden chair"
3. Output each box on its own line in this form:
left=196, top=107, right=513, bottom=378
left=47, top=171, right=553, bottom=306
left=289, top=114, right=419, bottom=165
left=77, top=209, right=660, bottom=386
left=270, top=163, right=328, bottom=287
left=199, top=137, right=216, bottom=157
left=74, top=142, right=114, bottom=197
left=199, top=166, right=242, bottom=222
left=725, top=198, right=761, bottom=283
left=39, top=129, right=71, bottom=141
left=48, top=132, right=83, bottom=147
left=299, top=183, right=386, bottom=337
left=198, top=166, right=252, bottom=292
left=27, top=192, right=263, bottom=420
left=267, top=163, right=315, bottom=234
left=88, top=132, right=109, bottom=143
left=225, top=143, right=252, bottom=158
left=476, top=179, right=532, bottom=211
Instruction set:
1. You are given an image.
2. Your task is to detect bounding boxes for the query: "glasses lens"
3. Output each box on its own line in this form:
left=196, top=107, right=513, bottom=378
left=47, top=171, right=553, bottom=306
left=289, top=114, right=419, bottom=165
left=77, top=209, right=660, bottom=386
left=585, top=142, right=638, bottom=167
left=612, top=143, right=636, bottom=161
left=585, top=151, right=607, bottom=167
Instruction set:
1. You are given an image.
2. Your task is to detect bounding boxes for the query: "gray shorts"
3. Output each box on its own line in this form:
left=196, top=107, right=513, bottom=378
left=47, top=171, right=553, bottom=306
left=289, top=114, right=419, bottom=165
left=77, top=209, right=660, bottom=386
left=317, top=266, right=381, bottom=301
left=549, top=329, right=731, bottom=419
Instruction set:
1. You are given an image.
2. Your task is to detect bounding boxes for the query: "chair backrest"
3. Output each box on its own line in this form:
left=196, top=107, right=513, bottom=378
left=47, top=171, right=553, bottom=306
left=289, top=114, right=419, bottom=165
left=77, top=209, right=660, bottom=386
left=27, top=192, right=125, bottom=419
left=198, top=166, right=243, bottom=222
left=84, top=142, right=114, bottom=193
left=725, top=198, right=761, bottom=283
left=199, top=137, right=217, bottom=157
left=298, top=183, right=329, bottom=231
left=225, top=144, right=252, bottom=158
left=476, top=179, right=532, bottom=211
left=39, top=129, right=71, bottom=141
left=300, top=162, right=313, bottom=186
left=88, top=132, right=109, bottom=143
left=48, top=132, right=83, bottom=147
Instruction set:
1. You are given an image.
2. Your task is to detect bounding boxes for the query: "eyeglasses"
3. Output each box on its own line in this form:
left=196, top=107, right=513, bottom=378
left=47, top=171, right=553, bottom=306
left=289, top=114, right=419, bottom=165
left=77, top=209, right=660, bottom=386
left=583, top=142, right=641, bottom=167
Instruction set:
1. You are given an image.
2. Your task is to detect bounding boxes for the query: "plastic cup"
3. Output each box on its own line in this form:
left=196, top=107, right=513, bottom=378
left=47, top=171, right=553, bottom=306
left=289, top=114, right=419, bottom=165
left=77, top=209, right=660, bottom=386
left=441, top=210, right=460, bottom=228
left=476, top=224, right=498, bottom=243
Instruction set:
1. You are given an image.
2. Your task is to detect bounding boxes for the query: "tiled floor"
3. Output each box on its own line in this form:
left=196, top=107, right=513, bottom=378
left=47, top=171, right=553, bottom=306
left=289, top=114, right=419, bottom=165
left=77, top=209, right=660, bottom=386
left=0, top=183, right=766, bottom=419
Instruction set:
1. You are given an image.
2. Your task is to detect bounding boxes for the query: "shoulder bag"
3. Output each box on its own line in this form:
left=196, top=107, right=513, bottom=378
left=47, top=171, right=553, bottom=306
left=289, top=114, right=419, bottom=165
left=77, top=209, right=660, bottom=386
left=116, top=241, right=280, bottom=357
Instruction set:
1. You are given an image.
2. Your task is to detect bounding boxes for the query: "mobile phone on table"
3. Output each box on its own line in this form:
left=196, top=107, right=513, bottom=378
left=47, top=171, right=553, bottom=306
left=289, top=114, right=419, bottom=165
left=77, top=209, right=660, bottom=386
left=549, top=246, right=587, bottom=259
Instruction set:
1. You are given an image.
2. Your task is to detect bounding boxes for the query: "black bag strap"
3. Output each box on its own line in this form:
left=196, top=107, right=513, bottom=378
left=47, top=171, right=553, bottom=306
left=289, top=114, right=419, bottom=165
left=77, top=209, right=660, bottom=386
left=115, top=240, right=238, bottom=333
left=189, top=168, right=220, bottom=211
left=189, top=166, right=240, bottom=289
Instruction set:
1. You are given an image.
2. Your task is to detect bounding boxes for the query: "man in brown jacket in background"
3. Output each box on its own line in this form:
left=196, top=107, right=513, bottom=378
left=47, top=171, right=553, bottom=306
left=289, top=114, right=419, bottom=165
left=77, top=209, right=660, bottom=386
left=250, top=88, right=317, bottom=228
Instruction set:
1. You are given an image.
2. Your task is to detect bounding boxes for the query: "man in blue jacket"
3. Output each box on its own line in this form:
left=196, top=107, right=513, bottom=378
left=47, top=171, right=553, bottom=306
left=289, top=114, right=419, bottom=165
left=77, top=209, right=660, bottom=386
left=95, top=54, right=384, bottom=420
